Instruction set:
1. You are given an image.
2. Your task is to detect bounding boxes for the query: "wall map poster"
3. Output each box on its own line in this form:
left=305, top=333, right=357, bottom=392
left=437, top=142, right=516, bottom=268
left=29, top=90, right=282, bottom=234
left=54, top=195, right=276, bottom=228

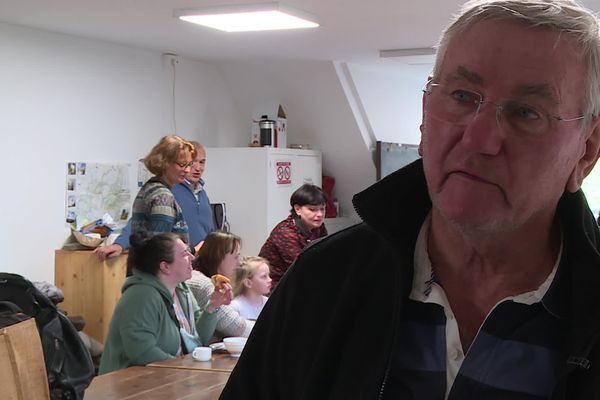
left=65, top=162, right=130, bottom=228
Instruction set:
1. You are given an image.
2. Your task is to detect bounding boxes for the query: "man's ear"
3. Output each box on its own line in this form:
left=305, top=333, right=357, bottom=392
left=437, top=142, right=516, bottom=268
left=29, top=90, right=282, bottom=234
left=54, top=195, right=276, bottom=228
left=566, top=118, right=600, bottom=193
left=419, top=92, right=426, bottom=157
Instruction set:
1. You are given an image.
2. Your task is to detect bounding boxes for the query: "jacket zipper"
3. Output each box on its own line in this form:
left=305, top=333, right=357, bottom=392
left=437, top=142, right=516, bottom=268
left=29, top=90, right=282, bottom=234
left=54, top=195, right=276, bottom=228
left=377, top=236, right=409, bottom=399
left=378, top=357, right=392, bottom=399
left=353, top=183, right=414, bottom=399
left=552, top=328, right=600, bottom=399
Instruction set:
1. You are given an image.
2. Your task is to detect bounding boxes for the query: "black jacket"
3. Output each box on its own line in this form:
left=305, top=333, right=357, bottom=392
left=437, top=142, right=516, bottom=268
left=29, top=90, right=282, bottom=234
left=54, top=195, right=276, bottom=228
left=220, top=160, right=600, bottom=400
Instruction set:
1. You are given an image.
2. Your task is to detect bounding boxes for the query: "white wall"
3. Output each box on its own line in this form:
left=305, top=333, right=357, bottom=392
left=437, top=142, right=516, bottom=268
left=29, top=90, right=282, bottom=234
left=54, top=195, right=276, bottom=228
left=219, top=59, right=375, bottom=220
left=0, top=23, right=245, bottom=283
left=0, top=24, right=396, bottom=285
left=346, top=61, right=432, bottom=145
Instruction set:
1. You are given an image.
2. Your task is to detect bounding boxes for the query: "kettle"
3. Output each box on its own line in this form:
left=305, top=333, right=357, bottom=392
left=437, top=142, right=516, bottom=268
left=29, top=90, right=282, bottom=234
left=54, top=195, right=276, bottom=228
left=257, top=115, right=276, bottom=147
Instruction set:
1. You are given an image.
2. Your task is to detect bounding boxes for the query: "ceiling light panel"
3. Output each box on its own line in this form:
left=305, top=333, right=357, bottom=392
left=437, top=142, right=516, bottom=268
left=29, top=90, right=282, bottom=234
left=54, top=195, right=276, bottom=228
left=175, top=2, right=319, bottom=32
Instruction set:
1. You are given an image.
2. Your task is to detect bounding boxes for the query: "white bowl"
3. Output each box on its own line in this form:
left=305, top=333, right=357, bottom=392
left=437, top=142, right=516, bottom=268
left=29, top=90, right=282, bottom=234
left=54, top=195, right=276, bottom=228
left=223, top=337, right=247, bottom=357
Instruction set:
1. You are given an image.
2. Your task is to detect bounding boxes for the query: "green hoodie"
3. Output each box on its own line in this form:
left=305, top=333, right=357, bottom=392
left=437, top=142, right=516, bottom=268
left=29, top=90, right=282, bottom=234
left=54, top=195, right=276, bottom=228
left=99, top=269, right=217, bottom=374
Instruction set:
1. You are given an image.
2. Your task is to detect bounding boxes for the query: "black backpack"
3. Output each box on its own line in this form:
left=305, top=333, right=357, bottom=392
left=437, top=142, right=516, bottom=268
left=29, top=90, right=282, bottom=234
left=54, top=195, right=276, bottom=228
left=0, top=273, right=95, bottom=400
left=0, top=300, right=31, bottom=327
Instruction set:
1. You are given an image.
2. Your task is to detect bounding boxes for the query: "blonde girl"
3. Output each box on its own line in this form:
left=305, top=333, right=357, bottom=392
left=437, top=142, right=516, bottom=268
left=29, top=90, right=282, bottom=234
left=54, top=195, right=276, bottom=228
left=231, top=256, right=272, bottom=320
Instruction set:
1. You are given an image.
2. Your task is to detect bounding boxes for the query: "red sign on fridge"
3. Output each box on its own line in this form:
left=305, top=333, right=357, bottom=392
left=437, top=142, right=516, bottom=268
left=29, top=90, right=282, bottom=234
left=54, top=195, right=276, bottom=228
left=275, top=161, right=292, bottom=185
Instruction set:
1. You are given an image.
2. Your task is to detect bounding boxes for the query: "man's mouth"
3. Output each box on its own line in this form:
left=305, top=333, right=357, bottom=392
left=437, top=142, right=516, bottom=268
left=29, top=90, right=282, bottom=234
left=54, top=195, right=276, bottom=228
left=452, top=170, right=494, bottom=185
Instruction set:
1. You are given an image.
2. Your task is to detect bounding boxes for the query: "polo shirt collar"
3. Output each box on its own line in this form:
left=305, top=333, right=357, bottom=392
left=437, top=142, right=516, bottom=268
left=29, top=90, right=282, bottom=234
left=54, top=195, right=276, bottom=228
left=410, top=214, right=566, bottom=320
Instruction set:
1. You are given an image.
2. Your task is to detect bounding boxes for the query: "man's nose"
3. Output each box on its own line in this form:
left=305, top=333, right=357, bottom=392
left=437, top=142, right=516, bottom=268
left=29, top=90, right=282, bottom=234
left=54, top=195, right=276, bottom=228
left=462, top=102, right=505, bottom=155
left=475, top=100, right=504, bottom=126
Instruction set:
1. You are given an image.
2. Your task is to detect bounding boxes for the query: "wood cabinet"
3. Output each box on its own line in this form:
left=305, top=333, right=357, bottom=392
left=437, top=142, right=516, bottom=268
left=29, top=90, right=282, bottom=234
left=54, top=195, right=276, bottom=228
left=54, top=250, right=127, bottom=343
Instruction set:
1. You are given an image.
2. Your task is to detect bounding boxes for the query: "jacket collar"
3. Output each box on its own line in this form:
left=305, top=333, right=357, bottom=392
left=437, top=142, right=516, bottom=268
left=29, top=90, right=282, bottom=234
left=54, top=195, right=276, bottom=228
left=555, top=192, right=600, bottom=358
left=353, top=159, right=431, bottom=247
left=353, top=159, right=599, bottom=258
left=183, top=178, right=205, bottom=191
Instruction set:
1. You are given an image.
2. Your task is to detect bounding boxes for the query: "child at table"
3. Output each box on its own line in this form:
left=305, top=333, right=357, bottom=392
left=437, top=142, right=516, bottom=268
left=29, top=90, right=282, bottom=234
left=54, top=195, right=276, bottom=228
left=231, top=257, right=271, bottom=320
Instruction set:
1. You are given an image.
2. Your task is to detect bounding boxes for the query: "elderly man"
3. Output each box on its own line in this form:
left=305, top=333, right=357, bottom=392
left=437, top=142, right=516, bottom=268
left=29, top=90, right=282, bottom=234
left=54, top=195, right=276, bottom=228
left=221, top=1, right=600, bottom=399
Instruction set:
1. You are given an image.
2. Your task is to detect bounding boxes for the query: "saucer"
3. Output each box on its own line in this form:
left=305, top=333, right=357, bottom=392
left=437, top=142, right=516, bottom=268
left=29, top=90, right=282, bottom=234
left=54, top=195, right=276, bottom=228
left=209, top=342, right=226, bottom=352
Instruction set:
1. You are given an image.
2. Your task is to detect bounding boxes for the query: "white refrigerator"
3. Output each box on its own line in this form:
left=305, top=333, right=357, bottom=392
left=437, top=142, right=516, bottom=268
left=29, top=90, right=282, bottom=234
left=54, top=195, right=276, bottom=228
left=203, top=147, right=322, bottom=256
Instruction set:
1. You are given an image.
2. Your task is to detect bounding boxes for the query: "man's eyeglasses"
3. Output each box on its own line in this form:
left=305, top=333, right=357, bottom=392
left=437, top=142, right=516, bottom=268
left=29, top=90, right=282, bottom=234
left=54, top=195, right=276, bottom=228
left=422, top=81, right=585, bottom=137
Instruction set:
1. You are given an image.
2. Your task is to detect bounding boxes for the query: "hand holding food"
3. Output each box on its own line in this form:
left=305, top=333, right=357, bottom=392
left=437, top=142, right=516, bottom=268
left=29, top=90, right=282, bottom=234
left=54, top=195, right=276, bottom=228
left=208, top=274, right=233, bottom=312
left=211, top=274, right=231, bottom=291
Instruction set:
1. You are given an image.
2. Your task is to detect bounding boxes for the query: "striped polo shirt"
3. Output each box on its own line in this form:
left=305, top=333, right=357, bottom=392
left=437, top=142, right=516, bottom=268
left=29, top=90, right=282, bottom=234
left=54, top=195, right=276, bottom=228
left=383, top=216, right=568, bottom=399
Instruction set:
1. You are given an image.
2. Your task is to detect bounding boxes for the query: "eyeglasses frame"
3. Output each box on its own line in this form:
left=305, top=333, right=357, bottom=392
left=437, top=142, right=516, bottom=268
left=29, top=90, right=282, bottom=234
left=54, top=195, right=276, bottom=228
left=422, top=81, right=585, bottom=133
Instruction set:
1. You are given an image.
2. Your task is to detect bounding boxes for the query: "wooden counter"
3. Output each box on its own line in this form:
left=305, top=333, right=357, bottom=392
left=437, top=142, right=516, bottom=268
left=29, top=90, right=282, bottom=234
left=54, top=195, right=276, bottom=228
left=85, top=366, right=229, bottom=400
left=54, top=250, right=127, bottom=343
left=147, top=352, right=238, bottom=373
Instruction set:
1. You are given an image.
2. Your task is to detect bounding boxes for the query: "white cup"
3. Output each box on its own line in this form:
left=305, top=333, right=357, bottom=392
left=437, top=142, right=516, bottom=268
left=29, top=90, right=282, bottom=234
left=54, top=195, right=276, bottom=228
left=192, top=346, right=212, bottom=362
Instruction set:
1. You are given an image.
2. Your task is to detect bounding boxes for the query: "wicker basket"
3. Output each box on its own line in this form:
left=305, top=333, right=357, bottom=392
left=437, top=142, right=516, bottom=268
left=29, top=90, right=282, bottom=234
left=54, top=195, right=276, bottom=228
left=72, top=230, right=104, bottom=248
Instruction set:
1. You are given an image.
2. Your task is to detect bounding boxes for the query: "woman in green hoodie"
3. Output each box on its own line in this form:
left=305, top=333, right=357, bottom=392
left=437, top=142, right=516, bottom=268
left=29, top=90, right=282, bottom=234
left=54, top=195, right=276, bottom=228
left=99, top=232, right=232, bottom=374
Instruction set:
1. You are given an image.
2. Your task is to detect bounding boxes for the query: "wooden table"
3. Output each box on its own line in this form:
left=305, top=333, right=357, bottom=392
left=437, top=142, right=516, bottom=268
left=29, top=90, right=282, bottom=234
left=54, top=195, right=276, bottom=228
left=147, top=352, right=239, bottom=372
left=85, top=366, right=230, bottom=400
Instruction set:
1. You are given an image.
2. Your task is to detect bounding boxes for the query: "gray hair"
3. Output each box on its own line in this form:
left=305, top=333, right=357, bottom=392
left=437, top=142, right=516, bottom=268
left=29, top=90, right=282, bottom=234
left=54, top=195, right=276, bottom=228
left=433, top=0, right=600, bottom=125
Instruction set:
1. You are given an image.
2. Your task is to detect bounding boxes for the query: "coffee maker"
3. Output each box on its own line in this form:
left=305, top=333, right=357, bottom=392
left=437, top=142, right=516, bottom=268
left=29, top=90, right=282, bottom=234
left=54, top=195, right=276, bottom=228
left=258, top=115, right=276, bottom=147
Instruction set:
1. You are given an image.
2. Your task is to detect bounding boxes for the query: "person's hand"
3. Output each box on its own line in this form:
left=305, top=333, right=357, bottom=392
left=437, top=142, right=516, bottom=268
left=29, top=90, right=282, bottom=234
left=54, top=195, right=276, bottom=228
left=207, top=282, right=233, bottom=312
left=94, top=244, right=123, bottom=261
